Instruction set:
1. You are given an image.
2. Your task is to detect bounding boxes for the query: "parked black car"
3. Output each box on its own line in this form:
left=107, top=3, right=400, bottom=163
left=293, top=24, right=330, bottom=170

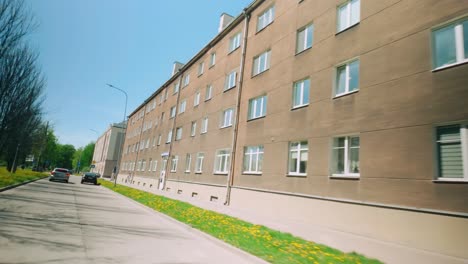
left=81, top=172, right=98, bottom=185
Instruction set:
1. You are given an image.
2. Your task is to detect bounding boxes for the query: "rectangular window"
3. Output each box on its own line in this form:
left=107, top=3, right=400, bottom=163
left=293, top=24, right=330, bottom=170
left=296, top=24, right=314, bottom=53
left=194, top=91, right=200, bottom=107
left=335, top=59, right=359, bottom=96
left=432, top=18, right=468, bottom=69
left=166, top=130, right=172, bottom=143
left=332, top=136, right=360, bottom=177
left=214, top=149, right=230, bottom=174
left=205, top=85, right=213, bottom=101
left=161, top=112, right=165, bottom=122
left=153, top=160, right=158, bottom=171
left=198, top=62, right=204, bottom=76
left=173, top=82, right=180, bottom=94
left=210, top=52, right=216, bottom=67
left=145, top=138, right=150, bottom=148
left=293, top=78, right=310, bottom=108
left=201, top=117, right=208, bottom=134
left=289, top=141, right=308, bottom=176
left=436, top=125, right=468, bottom=180
left=221, top=108, right=234, bottom=128
left=148, top=159, right=152, bottom=171
left=176, top=127, right=182, bottom=141
left=171, top=155, right=178, bottom=172
left=243, top=146, right=264, bottom=173
left=337, top=0, right=360, bottom=32
left=195, top=152, right=204, bottom=173
left=183, top=74, right=190, bottom=87
left=252, top=50, right=271, bottom=76
left=164, top=89, right=168, bottom=101
left=170, top=106, right=176, bottom=118
left=229, top=32, right=241, bottom=53
left=257, top=5, right=275, bottom=32
left=185, top=154, right=192, bottom=173
left=179, top=100, right=186, bottom=114
left=248, top=95, right=267, bottom=120
left=191, top=121, right=197, bottom=137
left=225, top=70, right=237, bottom=91
left=142, top=160, right=146, bottom=171
left=157, top=134, right=161, bottom=146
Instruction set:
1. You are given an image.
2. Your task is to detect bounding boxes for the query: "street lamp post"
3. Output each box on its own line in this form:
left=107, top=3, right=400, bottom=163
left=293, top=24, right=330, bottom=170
left=107, top=84, right=128, bottom=187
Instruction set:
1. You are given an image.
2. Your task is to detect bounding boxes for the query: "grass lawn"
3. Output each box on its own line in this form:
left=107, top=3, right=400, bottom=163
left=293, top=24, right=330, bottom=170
left=0, top=167, right=48, bottom=188
left=99, top=180, right=382, bottom=264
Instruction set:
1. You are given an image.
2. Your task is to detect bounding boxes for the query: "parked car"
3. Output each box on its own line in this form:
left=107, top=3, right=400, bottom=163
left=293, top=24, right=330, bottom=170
left=81, top=172, right=98, bottom=185
left=49, top=168, right=70, bottom=183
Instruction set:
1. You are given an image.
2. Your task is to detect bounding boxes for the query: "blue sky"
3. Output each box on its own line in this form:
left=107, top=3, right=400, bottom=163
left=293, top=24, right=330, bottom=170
left=25, top=0, right=252, bottom=148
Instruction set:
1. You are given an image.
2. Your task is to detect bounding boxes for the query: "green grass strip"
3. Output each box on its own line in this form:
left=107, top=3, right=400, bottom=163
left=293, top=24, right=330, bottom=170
left=99, top=180, right=382, bottom=264
left=0, top=167, right=48, bottom=189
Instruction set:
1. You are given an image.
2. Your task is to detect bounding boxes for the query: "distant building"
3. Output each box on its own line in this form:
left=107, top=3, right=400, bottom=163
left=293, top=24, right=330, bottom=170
left=116, top=1, right=468, bottom=263
left=91, top=122, right=125, bottom=178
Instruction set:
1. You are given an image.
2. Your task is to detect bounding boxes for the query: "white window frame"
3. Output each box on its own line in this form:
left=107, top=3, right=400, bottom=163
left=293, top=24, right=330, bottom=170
left=288, top=141, right=308, bottom=176
left=248, top=95, right=267, bottom=120
left=252, top=50, right=271, bottom=76
left=198, top=62, right=204, bottom=76
left=335, top=59, right=359, bottom=97
left=157, top=134, right=162, bottom=146
left=331, top=136, right=360, bottom=178
left=201, top=117, right=208, bottom=134
left=225, top=70, right=237, bottom=91
left=148, top=159, right=152, bottom=171
left=166, top=130, right=172, bottom=143
left=435, top=124, right=468, bottom=181
left=243, top=145, right=264, bottom=174
left=292, top=78, right=310, bottom=109
left=185, top=153, right=192, bottom=173
left=170, top=155, right=178, bottom=172
left=173, top=82, right=180, bottom=94
left=205, top=85, right=213, bottom=101
left=195, top=152, right=204, bottom=173
left=153, top=160, right=158, bottom=172
left=257, top=5, right=275, bottom=32
left=191, top=121, right=197, bottom=137
left=228, top=32, right=241, bottom=53
left=194, top=91, right=200, bottom=107
left=175, top=127, right=182, bottom=141
left=214, top=149, right=230, bottom=174
left=210, top=52, right=216, bottom=67
left=170, top=106, right=176, bottom=118
left=432, top=17, right=468, bottom=70
left=221, top=108, right=234, bottom=128
left=183, top=74, right=190, bottom=87
left=296, top=23, right=314, bottom=54
left=179, top=100, right=186, bottom=114
left=337, top=0, right=360, bottom=33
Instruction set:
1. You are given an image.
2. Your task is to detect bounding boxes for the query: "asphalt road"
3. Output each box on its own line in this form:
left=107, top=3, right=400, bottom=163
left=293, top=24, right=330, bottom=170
left=0, top=175, right=263, bottom=264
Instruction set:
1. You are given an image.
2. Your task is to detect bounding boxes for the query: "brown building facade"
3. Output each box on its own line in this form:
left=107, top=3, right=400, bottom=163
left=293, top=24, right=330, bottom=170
left=118, top=1, right=468, bottom=263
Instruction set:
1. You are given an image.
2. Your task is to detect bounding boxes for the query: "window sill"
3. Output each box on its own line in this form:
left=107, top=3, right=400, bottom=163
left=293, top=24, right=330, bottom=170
left=255, top=21, right=274, bottom=35
left=247, top=116, right=265, bottom=122
left=242, top=172, right=262, bottom=176
left=209, top=64, right=215, bottom=69
left=432, top=60, right=468, bottom=72
left=291, top=104, right=309, bottom=111
left=228, top=47, right=240, bottom=55
left=204, top=98, right=212, bottom=102
left=330, top=174, right=360, bottom=180
left=220, top=125, right=233, bottom=129
left=433, top=179, right=468, bottom=184
left=224, top=86, right=236, bottom=92
left=184, top=171, right=190, bottom=174
left=295, top=46, right=312, bottom=56
left=252, top=68, right=269, bottom=79
left=200, top=132, right=207, bottom=135
left=195, top=171, right=202, bottom=174
left=333, top=89, right=359, bottom=99
left=335, top=22, right=360, bottom=36
left=197, top=73, right=203, bottom=78
left=214, top=172, right=228, bottom=176
left=287, top=173, right=307, bottom=177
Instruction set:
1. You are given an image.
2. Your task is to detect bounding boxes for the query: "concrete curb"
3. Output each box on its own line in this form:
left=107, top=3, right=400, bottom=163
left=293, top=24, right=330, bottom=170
left=99, top=184, right=270, bottom=264
left=0, top=176, right=48, bottom=192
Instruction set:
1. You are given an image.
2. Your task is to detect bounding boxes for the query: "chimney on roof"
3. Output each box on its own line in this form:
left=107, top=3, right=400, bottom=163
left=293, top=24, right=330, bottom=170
left=218, top=13, right=234, bottom=33
left=172, top=61, right=184, bottom=76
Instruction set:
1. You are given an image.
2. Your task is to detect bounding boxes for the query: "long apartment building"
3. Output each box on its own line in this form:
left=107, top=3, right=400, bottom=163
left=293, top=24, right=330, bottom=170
left=118, top=1, right=468, bottom=263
